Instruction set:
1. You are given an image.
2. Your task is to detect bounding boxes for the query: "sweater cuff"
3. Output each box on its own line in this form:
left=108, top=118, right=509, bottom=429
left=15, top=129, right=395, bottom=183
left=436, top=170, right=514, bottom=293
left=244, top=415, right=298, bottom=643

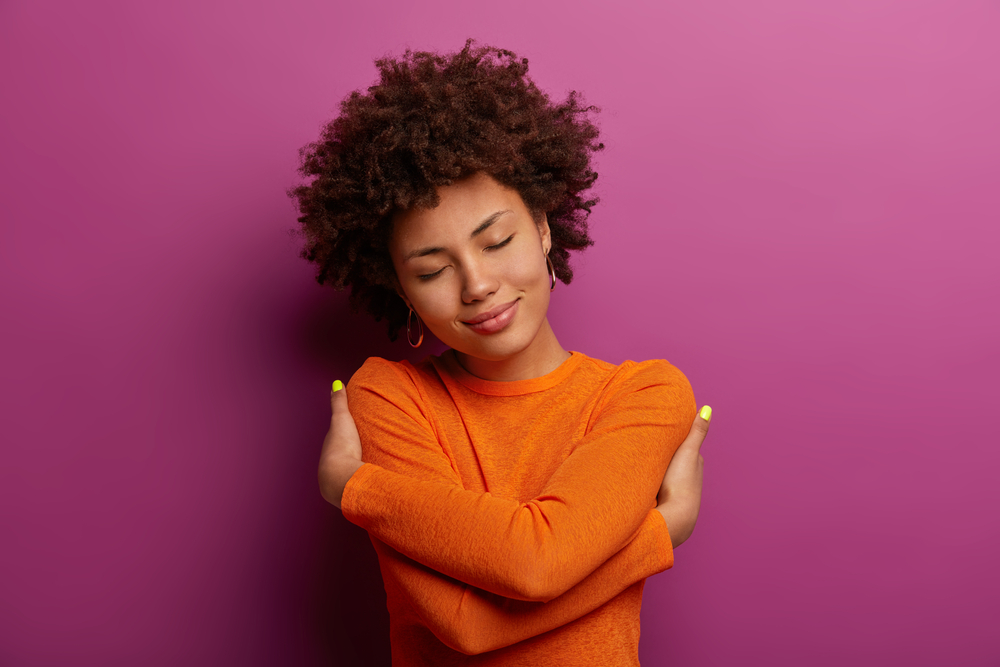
left=341, top=462, right=377, bottom=528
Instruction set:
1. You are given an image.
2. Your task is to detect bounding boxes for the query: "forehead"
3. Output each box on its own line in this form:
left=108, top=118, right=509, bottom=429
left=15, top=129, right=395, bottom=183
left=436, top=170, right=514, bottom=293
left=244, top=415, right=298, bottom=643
left=390, top=173, right=530, bottom=249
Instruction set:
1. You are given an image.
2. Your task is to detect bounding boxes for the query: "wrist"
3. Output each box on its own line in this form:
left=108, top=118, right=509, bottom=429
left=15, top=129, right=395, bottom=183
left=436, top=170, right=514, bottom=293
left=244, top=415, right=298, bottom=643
left=657, top=495, right=700, bottom=549
left=318, top=456, right=365, bottom=509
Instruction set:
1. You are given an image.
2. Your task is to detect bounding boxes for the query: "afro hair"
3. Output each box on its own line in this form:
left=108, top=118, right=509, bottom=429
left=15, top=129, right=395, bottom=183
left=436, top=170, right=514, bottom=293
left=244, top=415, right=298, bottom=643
left=290, top=39, right=603, bottom=339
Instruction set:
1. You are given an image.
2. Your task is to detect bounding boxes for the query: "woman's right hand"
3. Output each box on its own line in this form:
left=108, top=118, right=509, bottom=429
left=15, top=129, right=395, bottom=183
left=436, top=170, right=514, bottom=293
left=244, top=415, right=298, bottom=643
left=318, top=380, right=365, bottom=509
left=656, top=406, right=711, bottom=548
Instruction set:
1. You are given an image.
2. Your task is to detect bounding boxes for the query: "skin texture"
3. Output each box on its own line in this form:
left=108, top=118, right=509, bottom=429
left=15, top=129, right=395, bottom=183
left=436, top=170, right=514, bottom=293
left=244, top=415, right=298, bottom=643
left=389, top=173, right=570, bottom=382
left=657, top=416, right=708, bottom=547
left=318, top=172, right=710, bottom=551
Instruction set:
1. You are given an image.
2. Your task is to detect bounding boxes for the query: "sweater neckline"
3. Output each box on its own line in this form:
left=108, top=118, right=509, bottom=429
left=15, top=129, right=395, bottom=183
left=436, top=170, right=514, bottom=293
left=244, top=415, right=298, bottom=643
left=435, top=349, right=584, bottom=396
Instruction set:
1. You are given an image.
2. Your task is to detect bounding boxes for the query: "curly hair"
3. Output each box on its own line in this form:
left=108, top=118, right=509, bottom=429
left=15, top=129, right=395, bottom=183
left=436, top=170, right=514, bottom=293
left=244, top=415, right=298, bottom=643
left=290, top=40, right=603, bottom=340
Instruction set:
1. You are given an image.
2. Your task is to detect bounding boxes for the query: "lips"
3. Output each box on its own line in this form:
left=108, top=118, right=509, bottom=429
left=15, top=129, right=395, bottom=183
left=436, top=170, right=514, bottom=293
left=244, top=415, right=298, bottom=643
left=463, top=300, right=518, bottom=324
left=462, top=299, right=519, bottom=334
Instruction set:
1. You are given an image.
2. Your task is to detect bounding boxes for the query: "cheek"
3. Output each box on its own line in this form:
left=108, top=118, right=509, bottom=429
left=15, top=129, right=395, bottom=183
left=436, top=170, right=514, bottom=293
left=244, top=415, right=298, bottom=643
left=410, top=284, right=456, bottom=323
left=510, top=254, right=549, bottom=294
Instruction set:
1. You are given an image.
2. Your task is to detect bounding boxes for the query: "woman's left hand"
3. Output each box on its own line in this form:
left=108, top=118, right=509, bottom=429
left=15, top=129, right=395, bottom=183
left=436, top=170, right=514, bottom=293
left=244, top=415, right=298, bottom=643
left=656, top=405, right=711, bottom=548
left=318, top=380, right=365, bottom=509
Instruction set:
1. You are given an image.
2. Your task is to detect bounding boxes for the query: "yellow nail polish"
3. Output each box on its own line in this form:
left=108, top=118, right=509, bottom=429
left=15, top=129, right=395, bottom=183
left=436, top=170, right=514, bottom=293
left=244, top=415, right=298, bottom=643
left=332, top=380, right=344, bottom=392
left=699, top=405, right=712, bottom=422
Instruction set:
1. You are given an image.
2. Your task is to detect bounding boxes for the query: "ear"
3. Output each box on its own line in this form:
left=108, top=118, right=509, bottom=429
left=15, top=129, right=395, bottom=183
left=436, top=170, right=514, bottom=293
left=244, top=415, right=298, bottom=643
left=395, top=287, right=413, bottom=312
left=535, top=212, right=552, bottom=254
left=389, top=275, right=413, bottom=311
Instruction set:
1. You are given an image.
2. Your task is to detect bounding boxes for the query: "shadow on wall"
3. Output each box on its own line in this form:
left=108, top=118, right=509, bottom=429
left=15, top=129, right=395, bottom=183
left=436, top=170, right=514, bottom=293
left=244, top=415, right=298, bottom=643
left=305, top=515, right=392, bottom=667
left=283, top=281, right=445, bottom=666
left=296, top=279, right=444, bottom=377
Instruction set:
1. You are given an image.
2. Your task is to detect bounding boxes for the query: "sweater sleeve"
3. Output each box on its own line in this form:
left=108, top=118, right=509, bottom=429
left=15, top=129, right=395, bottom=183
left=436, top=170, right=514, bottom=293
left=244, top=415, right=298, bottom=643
left=370, top=509, right=673, bottom=655
left=342, top=356, right=696, bottom=602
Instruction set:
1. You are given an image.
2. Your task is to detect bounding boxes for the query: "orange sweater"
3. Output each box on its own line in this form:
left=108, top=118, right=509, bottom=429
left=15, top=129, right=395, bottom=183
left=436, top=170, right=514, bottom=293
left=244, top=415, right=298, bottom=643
left=342, top=350, right=696, bottom=666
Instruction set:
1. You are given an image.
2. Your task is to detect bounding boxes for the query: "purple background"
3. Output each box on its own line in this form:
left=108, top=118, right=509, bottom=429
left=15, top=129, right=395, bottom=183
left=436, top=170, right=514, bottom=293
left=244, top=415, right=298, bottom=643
left=2, top=0, right=998, bottom=665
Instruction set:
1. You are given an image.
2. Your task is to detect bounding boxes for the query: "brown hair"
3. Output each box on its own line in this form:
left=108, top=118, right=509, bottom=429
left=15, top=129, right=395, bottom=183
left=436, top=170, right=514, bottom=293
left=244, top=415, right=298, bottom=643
left=290, top=40, right=603, bottom=339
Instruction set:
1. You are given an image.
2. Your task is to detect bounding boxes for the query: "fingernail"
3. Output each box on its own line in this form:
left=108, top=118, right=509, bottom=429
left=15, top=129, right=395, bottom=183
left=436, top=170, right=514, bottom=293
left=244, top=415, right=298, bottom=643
left=699, top=405, right=712, bottom=422
left=332, top=380, right=344, bottom=392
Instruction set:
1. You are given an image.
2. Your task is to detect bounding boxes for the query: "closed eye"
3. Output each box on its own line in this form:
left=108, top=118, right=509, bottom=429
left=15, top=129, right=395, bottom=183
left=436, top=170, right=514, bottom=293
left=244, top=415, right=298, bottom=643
left=487, top=235, right=514, bottom=251
left=417, top=235, right=513, bottom=280
left=417, top=268, right=445, bottom=281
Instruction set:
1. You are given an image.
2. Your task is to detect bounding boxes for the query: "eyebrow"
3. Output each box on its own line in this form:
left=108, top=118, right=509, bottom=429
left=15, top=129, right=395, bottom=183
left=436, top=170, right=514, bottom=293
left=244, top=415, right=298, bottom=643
left=404, top=209, right=512, bottom=262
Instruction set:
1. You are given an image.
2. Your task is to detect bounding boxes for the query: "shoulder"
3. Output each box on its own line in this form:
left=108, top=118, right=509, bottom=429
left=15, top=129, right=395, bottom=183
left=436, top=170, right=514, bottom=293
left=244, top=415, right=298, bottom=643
left=349, top=356, right=412, bottom=387
left=579, top=354, right=695, bottom=411
left=574, top=353, right=690, bottom=391
left=346, top=356, right=443, bottom=404
left=617, top=358, right=692, bottom=392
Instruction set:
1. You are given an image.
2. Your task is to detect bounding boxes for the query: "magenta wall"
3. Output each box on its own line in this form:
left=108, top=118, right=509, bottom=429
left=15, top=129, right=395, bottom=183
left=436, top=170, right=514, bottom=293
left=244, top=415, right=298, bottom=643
left=2, top=1, right=998, bottom=665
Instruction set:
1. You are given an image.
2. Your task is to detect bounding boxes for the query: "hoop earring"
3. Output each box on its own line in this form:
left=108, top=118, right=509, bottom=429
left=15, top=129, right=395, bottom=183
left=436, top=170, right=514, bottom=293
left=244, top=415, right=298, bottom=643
left=545, top=254, right=556, bottom=292
left=407, top=308, right=424, bottom=348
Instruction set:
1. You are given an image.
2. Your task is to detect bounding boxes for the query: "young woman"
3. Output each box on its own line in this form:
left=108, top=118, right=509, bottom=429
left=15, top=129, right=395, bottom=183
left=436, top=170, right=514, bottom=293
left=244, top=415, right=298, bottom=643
left=292, top=41, right=712, bottom=666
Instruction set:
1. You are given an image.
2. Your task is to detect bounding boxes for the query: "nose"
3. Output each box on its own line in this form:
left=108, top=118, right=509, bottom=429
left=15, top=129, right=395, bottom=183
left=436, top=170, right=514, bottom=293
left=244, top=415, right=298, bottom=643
left=460, top=258, right=499, bottom=303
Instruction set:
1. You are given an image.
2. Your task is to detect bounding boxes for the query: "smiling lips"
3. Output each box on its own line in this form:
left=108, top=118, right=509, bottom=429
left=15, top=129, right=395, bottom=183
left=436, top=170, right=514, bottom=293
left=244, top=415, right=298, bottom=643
left=462, top=300, right=519, bottom=334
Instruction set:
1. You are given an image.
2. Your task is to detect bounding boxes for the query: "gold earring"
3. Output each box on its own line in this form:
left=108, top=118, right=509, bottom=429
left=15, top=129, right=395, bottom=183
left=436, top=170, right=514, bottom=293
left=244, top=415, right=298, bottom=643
left=407, top=308, right=424, bottom=348
left=545, top=254, right=556, bottom=292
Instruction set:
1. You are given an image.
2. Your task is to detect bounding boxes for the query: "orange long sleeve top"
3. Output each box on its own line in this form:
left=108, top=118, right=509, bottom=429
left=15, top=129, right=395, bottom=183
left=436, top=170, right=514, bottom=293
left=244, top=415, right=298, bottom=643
left=342, top=350, right=696, bottom=666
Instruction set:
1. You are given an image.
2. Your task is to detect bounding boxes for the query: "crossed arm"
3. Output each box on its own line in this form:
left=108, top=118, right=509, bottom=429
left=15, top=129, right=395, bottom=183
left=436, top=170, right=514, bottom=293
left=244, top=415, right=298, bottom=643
left=367, top=509, right=672, bottom=654
left=319, top=359, right=707, bottom=653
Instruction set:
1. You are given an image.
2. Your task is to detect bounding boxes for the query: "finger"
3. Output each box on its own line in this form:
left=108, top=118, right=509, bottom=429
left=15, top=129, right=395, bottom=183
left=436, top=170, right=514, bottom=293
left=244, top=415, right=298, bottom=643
left=682, top=405, right=713, bottom=452
left=695, top=405, right=712, bottom=431
left=331, top=379, right=349, bottom=415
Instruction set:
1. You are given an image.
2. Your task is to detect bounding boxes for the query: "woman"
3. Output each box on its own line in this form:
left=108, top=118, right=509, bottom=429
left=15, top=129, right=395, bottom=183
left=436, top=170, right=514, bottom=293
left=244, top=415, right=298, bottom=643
left=292, top=41, right=711, bottom=666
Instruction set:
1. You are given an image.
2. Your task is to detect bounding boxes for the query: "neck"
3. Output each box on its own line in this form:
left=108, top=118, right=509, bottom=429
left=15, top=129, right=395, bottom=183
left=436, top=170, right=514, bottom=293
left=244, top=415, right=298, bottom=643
left=454, top=318, right=570, bottom=382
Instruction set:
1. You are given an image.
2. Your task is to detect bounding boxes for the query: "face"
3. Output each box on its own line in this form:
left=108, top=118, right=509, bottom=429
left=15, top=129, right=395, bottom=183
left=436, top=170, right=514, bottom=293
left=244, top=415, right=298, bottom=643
left=389, top=172, right=553, bottom=363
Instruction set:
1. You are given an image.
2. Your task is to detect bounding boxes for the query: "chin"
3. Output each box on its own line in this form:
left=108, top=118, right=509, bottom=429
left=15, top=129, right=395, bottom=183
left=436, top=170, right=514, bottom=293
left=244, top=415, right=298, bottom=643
left=447, top=324, right=539, bottom=363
